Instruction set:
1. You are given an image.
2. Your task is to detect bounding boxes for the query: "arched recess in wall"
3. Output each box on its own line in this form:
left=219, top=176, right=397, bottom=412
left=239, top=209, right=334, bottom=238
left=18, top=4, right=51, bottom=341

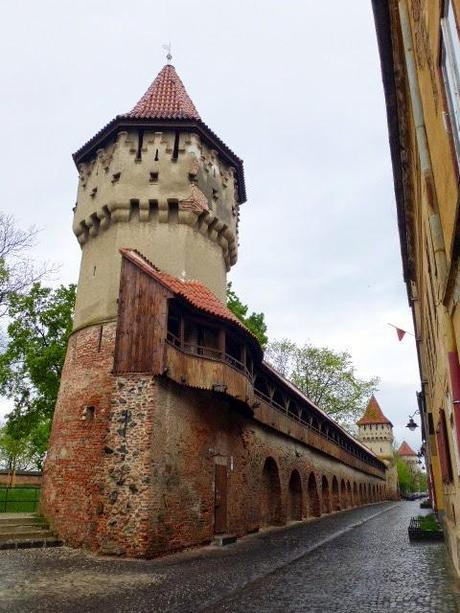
left=260, top=457, right=282, bottom=527
left=288, top=469, right=303, bottom=521
left=332, top=476, right=340, bottom=511
left=321, top=475, right=331, bottom=514
left=346, top=481, right=352, bottom=508
left=340, top=479, right=347, bottom=509
left=307, top=472, right=321, bottom=518
left=353, top=482, right=358, bottom=506
left=359, top=483, right=363, bottom=504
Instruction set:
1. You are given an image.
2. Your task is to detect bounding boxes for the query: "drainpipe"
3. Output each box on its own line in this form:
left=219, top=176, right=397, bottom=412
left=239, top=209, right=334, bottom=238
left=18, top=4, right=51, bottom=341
left=398, top=1, right=430, bottom=173
left=398, top=1, right=448, bottom=283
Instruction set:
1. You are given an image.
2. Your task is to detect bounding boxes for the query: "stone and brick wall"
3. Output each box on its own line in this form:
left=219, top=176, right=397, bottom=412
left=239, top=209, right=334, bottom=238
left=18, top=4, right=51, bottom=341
left=41, top=323, right=116, bottom=547
left=42, top=323, right=387, bottom=557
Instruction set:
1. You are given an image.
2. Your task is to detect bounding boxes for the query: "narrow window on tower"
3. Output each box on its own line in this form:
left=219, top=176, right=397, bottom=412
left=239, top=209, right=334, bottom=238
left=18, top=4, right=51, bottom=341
left=172, top=131, right=180, bottom=161
left=136, top=130, right=144, bottom=162
left=441, top=0, right=460, bottom=166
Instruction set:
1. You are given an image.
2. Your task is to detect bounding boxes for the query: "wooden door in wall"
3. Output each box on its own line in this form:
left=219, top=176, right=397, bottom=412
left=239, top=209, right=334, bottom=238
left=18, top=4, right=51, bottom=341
left=214, top=464, right=228, bottom=534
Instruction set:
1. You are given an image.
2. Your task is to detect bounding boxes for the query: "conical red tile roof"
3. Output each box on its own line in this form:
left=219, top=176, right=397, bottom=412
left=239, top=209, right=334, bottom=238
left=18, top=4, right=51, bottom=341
left=357, top=395, right=393, bottom=426
left=398, top=441, right=417, bottom=457
left=126, top=64, right=200, bottom=120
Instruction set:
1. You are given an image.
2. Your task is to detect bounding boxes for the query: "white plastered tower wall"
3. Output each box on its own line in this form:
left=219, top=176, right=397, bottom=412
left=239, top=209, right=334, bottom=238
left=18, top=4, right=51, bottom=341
left=358, top=423, right=394, bottom=459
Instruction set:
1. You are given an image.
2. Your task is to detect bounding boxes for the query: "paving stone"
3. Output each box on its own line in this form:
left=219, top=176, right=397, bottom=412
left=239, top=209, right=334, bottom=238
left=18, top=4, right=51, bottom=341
left=0, top=501, right=458, bottom=612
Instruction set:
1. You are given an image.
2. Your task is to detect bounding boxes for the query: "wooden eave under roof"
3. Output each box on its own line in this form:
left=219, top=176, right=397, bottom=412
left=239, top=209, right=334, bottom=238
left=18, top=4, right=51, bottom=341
left=371, top=0, right=416, bottom=284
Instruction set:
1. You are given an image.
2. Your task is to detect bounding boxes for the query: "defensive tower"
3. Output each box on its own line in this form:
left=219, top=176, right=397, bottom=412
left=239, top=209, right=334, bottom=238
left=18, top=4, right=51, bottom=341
left=72, top=63, right=245, bottom=330
left=357, top=395, right=394, bottom=460
left=42, top=63, right=390, bottom=557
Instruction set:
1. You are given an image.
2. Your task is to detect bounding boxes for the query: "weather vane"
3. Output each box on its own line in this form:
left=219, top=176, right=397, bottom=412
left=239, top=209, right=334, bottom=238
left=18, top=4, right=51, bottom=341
left=162, top=42, right=172, bottom=63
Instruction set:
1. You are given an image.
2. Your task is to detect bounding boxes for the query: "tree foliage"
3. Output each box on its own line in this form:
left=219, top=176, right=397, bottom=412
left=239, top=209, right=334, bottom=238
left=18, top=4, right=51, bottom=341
left=0, top=283, right=76, bottom=446
left=265, top=339, right=379, bottom=430
left=395, top=453, right=425, bottom=494
left=0, top=423, right=45, bottom=472
left=226, top=282, right=268, bottom=347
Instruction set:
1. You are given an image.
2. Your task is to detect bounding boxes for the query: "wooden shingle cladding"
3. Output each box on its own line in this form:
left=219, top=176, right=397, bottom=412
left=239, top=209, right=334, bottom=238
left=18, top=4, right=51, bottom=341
left=114, top=257, right=171, bottom=374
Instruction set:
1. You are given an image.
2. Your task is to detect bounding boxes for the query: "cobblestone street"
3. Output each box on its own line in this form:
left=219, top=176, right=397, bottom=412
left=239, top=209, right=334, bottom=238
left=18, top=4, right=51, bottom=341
left=0, top=501, right=459, bottom=612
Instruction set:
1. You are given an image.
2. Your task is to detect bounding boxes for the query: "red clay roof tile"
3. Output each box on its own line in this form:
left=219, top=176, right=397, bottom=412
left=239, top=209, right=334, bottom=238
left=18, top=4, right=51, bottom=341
left=120, top=248, right=259, bottom=344
left=357, top=395, right=393, bottom=426
left=126, top=64, right=200, bottom=120
left=398, top=441, right=417, bottom=456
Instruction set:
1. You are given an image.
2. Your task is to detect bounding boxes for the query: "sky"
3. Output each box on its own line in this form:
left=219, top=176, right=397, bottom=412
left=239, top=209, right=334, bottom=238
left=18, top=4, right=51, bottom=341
left=0, top=0, right=422, bottom=451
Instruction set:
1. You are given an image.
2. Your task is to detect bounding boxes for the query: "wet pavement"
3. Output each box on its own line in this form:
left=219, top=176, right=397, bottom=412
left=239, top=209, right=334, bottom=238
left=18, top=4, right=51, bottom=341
left=0, top=501, right=459, bottom=612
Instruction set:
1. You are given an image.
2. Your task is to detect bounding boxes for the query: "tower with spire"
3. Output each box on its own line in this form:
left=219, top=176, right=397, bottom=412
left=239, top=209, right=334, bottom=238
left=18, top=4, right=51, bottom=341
left=72, top=63, right=245, bottom=330
left=356, top=395, right=394, bottom=459
left=41, top=63, right=392, bottom=557
left=356, top=396, right=399, bottom=498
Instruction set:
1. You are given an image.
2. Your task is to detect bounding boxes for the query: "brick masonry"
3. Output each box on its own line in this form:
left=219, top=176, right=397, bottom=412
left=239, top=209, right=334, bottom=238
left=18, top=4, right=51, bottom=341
left=42, top=324, right=387, bottom=558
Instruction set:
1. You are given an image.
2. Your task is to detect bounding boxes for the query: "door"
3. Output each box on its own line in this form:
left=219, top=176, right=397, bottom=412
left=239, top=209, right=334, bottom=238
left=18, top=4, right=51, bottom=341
left=214, top=463, right=228, bottom=534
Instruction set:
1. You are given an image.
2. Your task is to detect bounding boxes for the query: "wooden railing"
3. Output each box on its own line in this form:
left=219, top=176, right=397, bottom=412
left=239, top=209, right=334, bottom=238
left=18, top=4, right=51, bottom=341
left=166, top=332, right=253, bottom=380
left=166, top=331, right=384, bottom=475
left=254, top=389, right=383, bottom=472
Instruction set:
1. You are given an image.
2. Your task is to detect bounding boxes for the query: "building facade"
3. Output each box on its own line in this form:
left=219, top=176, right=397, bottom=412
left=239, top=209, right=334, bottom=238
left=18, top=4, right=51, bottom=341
left=41, top=63, right=390, bottom=557
left=372, top=0, right=460, bottom=574
left=357, top=396, right=399, bottom=498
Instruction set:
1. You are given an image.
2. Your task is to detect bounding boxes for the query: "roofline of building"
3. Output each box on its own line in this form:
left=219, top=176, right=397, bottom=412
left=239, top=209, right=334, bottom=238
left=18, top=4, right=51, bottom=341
left=0, top=470, right=42, bottom=476
left=261, top=361, right=385, bottom=467
left=371, top=0, right=412, bottom=284
left=357, top=416, right=394, bottom=427
left=72, top=116, right=247, bottom=204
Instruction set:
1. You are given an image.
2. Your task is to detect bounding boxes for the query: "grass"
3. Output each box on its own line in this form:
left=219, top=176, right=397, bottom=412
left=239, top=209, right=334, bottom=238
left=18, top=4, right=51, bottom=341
left=417, top=513, right=439, bottom=531
left=0, top=487, right=41, bottom=513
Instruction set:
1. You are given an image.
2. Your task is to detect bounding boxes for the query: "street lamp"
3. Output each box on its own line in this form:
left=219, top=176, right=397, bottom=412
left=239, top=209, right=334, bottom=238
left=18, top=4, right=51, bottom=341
left=406, top=410, right=420, bottom=431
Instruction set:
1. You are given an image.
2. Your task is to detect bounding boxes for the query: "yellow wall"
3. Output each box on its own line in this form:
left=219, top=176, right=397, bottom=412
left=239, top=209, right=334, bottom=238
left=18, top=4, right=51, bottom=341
left=393, top=0, right=460, bottom=574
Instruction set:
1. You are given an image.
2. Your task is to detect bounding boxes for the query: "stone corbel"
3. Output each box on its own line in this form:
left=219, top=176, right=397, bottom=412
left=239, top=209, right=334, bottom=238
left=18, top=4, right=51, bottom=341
left=109, top=202, right=130, bottom=223
left=139, top=201, right=150, bottom=222
left=158, top=200, right=169, bottom=223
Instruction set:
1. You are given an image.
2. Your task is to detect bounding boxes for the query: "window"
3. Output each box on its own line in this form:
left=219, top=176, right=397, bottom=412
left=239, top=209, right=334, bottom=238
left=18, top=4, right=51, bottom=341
left=441, top=0, right=460, bottom=163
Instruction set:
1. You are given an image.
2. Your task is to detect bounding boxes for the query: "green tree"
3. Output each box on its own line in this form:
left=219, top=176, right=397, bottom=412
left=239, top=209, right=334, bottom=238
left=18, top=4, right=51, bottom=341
left=226, top=282, right=268, bottom=347
left=395, top=454, right=420, bottom=493
left=0, top=283, right=76, bottom=446
left=0, top=424, right=38, bottom=480
left=265, top=339, right=379, bottom=430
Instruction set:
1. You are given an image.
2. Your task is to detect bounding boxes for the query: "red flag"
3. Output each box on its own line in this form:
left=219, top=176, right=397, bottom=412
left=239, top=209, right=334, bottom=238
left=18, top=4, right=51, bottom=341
left=396, top=327, right=406, bottom=341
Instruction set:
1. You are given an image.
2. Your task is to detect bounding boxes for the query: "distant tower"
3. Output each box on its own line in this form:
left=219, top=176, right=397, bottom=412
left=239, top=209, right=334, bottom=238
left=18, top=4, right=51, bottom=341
left=72, top=64, right=245, bottom=330
left=357, top=395, right=394, bottom=459
left=398, top=441, right=419, bottom=468
left=357, top=396, right=399, bottom=499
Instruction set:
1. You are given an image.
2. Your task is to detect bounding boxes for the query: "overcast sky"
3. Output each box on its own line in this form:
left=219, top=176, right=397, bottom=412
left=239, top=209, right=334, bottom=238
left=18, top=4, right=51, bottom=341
left=0, top=1, right=422, bottom=452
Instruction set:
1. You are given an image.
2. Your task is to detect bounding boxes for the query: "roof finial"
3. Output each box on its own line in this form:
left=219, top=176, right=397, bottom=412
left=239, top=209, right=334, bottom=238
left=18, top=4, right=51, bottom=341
left=162, top=42, right=172, bottom=64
